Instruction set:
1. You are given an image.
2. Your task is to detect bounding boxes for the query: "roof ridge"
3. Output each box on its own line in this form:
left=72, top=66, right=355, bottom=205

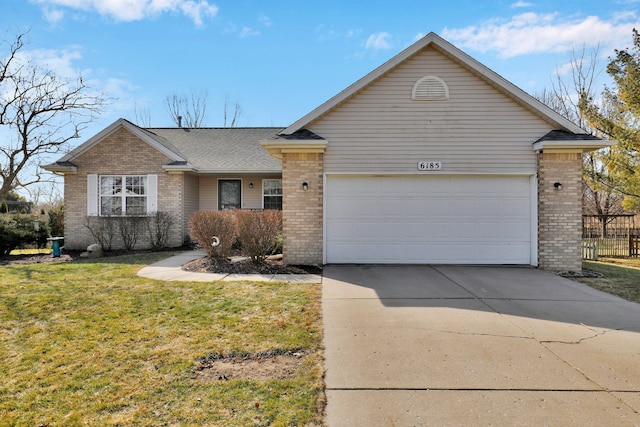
left=145, top=126, right=285, bottom=130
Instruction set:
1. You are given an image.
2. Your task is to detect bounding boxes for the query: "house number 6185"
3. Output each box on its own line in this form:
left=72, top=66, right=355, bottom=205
left=418, top=161, right=442, bottom=171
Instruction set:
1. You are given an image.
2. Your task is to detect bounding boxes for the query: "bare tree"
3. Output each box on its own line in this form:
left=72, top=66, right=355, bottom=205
left=133, top=103, right=152, bottom=127
left=223, top=93, right=242, bottom=127
left=26, top=179, right=63, bottom=211
left=0, top=31, right=107, bottom=202
left=165, top=90, right=207, bottom=127
left=535, top=45, right=600, bottom=129
left=534, top=45, right=627, bottom=228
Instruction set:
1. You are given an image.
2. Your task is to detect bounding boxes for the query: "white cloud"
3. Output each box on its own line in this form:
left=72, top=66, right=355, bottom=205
left=315, top=25, right=361, bottom=41
left=14, top=46, right=84, bottom=80
left=30, top=0, right=219, bottom=26
left=442, top=12, right=640, bottom=58
left=555, top=58, right=584, bottom=76
left=413, top=32, right=426, bottom=42
left=6, top=44, right=139, bottom=122
left=179, top=0, right=218, bottom=27
left=365, top=32, right=392, bottom=50
left=511, top=1, right=534, bottom=8
left=259, top=15, right=272, bottom=27
left=42, top=6, right=65, bottom=24
left=239, top=26, right=260, bottom=38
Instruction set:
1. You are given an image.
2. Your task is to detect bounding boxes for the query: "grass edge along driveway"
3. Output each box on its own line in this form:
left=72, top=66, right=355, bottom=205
left=0, top=252, right=324, bottom=426
left=578, top=258, right=640, bottom=304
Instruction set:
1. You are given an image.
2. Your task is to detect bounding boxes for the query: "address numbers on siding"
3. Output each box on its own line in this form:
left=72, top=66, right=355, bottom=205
left=417, top=161, right=442, bottom=171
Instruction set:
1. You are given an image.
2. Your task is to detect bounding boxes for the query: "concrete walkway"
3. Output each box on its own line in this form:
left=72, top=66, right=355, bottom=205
left=322, top=265, right=640, bottom=426
left=136, top=251, right=322, bottom=283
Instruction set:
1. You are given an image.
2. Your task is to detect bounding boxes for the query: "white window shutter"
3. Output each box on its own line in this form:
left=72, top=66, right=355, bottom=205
left=147, top=174, right=158, bottom=213
left=87, top=174, right=98, bottom=216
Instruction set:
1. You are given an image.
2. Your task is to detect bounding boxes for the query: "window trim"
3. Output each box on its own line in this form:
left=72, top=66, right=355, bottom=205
left=262, top=178, right=283, bottom=210
left=87, top=174, right=157, bottom=217
left=99, top=174, right=148, bottom=216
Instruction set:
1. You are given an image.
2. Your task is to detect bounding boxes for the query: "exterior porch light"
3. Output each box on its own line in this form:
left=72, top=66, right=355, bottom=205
left=249, top=182, right=254, bottom=189
left=554, top=182, right=563, bottom=191
left=302, top=182, right=309, bottom=191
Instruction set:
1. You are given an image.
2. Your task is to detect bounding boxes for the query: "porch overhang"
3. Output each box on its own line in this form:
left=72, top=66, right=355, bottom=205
left=162, top=161, right=198, bottom=174
left=41, top=161, right=78, bottom=174
left=533, top=130, right=615, bottom=153
left=533, top=139, right=616, bottom=153
left=260, top=140, right=328, bottom=162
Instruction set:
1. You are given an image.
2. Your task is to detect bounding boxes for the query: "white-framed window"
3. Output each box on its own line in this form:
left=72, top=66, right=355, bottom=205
left=87, top=174, right=158, bottom=217
left=99, top=175, right=147, bottom=216
left=263, top=179, right=282, bottom=210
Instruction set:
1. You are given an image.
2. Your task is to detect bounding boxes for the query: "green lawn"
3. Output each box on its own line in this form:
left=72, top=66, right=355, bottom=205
left=579, top=258, right=640, bottom=303
left=0, top=253, right=324, bottom=426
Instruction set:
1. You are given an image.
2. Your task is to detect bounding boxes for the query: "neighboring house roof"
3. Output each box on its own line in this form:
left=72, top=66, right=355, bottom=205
left=281, top=32, right=589, bottom=136
left=42, top=118, right=284, bottom=174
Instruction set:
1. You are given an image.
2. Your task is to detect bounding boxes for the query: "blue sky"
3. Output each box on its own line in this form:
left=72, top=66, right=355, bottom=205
left=2, top=0, right=640, bottom=200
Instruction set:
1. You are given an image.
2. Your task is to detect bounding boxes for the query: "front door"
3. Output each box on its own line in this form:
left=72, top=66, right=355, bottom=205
left=218, top=179, right=242, bottom=210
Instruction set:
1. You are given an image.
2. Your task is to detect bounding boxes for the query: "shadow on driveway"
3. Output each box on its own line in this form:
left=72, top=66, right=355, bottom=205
left=321, top=265, right=640, bottom=426
left=322, top=264, right=640, bottom=334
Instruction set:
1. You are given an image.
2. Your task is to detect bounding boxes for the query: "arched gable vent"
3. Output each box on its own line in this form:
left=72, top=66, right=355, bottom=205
left=411, top=76, right=449, bottom=101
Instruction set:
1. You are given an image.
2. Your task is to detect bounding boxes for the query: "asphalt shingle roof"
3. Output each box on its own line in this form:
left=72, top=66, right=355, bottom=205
left=535, top=130, right=602, bottom=142
left=146, top=127, right=284, bottom=172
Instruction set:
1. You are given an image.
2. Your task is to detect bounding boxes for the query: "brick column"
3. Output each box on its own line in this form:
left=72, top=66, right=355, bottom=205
left=281, top=152, right=324, bottom=265
left=538, top=152, right=583, bottom=271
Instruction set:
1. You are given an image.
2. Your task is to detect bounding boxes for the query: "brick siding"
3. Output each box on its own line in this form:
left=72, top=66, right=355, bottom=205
left=281, top=152, right=324, bottom=265
left=538, top=152, right=583, bottom=271
left=64, top=127, right=186, bottom=250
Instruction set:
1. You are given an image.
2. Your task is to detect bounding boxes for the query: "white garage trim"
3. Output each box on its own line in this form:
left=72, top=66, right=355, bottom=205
left=323, top=174, right=537, bottom=265
left=530, top=174, right=538, bottom=267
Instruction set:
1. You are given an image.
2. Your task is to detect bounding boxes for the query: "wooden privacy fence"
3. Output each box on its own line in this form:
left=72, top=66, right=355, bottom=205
left=582, top=214, right=640, bottom=259
left=581, top=236, right=640, bottom=259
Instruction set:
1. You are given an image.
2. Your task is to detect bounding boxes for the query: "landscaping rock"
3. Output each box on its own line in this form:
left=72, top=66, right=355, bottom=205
left=82, top=243, right=103, bottom=259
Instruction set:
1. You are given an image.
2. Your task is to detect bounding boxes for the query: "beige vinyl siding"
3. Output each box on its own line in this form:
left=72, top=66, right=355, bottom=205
left=243, top=176, right=264, bottom=209
left=183, top=173, right=199, bottom=239
left=198, top=175, right=281, bottom=210
left=311, top=47, right=549, bottom=175
left=198, top=176, right=217, bottom=210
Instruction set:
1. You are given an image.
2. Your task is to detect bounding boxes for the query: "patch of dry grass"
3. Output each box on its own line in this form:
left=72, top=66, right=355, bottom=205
left=578, top=259, right=640, bottom=303
left=0, top=252, right=324, bottom=426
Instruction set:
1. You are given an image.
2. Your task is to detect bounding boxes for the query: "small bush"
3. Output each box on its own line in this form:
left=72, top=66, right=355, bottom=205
left=84, top=216, right=117, bottom=251
left=235, top=210, right=283, bottom=263
left=146, top=211, right=177, bottom=249
left=188, top=211, right=236, bottom=259
left=117, top=216, right=147, bottom=251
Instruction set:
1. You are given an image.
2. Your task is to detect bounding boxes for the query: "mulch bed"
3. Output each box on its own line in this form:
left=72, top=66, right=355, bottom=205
left=558, top=269, right=604, bottom=278
left=0, top=252, right=79, bottom=265
left=182, top=256, right=322, bottom=275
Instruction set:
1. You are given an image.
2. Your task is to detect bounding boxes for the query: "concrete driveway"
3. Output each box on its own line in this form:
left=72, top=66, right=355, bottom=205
left=322, top=265, right=640, bottom=426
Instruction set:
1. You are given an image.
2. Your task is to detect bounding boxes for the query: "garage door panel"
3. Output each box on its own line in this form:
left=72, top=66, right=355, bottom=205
left=500, top=222, right=531, bottom=239
left=326, top=175, right=532, bottom=264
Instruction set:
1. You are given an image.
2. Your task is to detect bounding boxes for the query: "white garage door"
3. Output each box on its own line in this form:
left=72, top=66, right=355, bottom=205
left=325, top=175, right=533, bottom=264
